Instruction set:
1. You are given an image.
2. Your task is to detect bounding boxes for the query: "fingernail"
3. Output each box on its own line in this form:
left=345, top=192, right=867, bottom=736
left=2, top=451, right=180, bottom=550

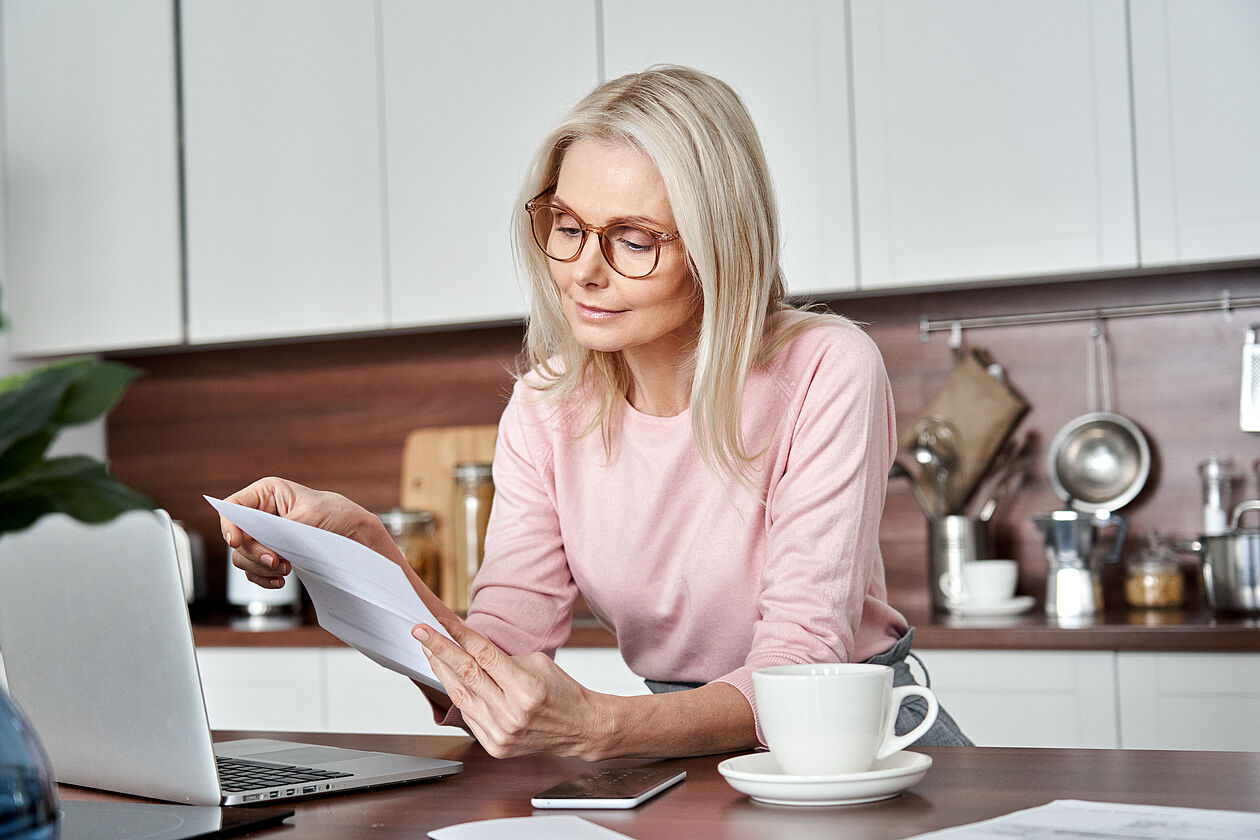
left=260, top=553, right=275, bottom=568
left=223, top=532, right=233, bottom=546
left=412, top=626, right=430, bottom=642
left=278, top=560, right=290, bottom=574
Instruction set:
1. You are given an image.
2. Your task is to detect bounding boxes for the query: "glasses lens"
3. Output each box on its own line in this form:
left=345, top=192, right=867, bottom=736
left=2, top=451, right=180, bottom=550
left=603, top=224, right=658, bottom=278
left=531, top=204, right=582, bottom=261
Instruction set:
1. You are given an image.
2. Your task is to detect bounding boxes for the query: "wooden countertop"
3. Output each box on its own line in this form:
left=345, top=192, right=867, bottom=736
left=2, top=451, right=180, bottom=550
left=192, top=606, right=1260, bottom=652
left=60, top=733, right=1260, bottom=839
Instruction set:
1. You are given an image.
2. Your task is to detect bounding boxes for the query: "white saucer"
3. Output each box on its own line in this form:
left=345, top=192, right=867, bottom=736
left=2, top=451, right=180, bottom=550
left=945, top=594, right=1035, bottom=617
left=717, top=751, right=932, bottom=806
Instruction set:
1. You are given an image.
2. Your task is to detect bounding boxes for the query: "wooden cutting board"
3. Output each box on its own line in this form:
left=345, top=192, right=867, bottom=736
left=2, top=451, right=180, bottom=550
left=400, top=424, right=498, bottom=604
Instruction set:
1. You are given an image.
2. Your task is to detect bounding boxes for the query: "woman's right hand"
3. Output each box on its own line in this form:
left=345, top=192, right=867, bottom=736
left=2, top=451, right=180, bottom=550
left=221, top=477, right=397, bottom=589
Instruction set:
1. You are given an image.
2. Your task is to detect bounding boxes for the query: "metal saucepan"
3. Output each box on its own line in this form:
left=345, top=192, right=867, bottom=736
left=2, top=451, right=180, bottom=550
left=1047, top=325, right=1150, bottom=513
left=1184, top=500, right=1260, bottom=614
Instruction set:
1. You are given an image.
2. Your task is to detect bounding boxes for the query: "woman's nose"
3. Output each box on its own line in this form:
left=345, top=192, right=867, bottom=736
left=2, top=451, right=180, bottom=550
left=571, top=234, right=610, bottom=286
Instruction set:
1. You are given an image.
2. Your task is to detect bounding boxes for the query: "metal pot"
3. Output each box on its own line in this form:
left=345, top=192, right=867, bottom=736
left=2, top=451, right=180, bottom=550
left=1190, top=500, right=1260, bottom=614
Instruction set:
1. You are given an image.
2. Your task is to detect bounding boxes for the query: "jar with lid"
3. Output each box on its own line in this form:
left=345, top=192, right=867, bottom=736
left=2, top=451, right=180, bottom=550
left=451, top=463, right=494, bottom=614
left=1124, top=533, right=1185, bottom=609
left=377, top=508, right=440, bottom=594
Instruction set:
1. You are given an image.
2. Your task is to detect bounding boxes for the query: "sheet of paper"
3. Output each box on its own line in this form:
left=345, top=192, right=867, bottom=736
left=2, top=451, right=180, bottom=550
left=429, top=815, right=635, bottom=840
left=904, top=799, right=1260, bottom=840
left=205, top=496, right=452, bottom=693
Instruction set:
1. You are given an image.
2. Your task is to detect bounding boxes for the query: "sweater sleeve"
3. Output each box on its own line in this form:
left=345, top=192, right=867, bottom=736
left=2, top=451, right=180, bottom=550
left=712, top=328, right=899, bottom=742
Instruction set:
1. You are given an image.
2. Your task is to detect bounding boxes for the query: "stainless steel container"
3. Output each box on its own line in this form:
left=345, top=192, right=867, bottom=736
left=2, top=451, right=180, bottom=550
left=928, top=515, right=991, bottom=610
left=1196, top=500, right=1260, bottom=614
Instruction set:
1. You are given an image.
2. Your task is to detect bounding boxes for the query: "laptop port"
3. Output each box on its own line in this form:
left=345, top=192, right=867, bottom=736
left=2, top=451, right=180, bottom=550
left=244, top=795, right=260, bottom=802
left=269, top=791, right=279, bottom=798
left=302, top=785, right=317, bottom=794
left=285, top=789, right=295, bottom=796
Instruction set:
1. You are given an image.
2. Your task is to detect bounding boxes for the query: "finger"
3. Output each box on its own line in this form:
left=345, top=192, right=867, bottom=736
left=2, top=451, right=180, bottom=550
left=230, top=540, right=291, bottom=576
left=413, top=623, right=506, bottom=704
left=435, top=614, right=510, bottom=677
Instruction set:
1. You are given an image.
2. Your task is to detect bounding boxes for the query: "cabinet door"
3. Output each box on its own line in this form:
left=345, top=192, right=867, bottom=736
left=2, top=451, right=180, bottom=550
left=1117, top=652, right=1260, bottom=751
left=1130, top=1, right=1260, bottom=266
left=917, top=650, right=1118, bottom=748
left=195, top=648, right=325, bottom=731
left=181, top=0, right=386, bottom=344
left=851, top=0, right=1137, bottom=289
left=381, top=1, right=598, bottom=327
left=324, top=648, right=465, bottom=736
left=2, top=0, right=182, bottom=356
left=601, top=0, right=857, bottom=296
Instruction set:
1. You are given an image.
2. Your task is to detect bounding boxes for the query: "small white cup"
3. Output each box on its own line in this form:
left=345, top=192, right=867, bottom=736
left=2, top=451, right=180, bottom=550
left=939, top=559, right=1018, bottom=604
left=753, top=663, right=939, bottom=776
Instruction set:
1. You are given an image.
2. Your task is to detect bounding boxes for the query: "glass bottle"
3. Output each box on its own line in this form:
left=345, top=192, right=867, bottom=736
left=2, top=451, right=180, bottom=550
left=451, top=463, right=494, bottom=615
left=1198, top=451, right=1235, bottom=537
left=377, top=508, right=440, bottom=595
left=0, top=687, right=58, bottom=840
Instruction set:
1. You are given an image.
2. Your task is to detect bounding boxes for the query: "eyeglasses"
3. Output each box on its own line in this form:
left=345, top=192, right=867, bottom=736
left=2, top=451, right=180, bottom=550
left=525, top=191, right=681, bottom=279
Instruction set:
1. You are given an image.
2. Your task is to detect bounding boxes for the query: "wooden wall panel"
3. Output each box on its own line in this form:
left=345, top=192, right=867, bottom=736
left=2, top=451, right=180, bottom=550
left=107, top=266, right=1260, bottom=613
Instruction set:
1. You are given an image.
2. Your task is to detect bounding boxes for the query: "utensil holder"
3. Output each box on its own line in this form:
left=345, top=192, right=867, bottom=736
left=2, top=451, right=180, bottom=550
left=928, top=516, right=992, bottom=610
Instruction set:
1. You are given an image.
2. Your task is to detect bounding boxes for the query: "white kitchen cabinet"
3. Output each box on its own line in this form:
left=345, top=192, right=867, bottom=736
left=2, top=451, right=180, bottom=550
left=380, top=1, right=598, bottom=328
left=851, top=0, right=1137, bottom=289
left=1, top=0, right=183, bottom=356
left=195, top=648, right=325, bottom=732
left=916, top=650, right=1119, bottom=748
left=195, top=645, right=642, bottom=735
left=601, top=0, right=858, bottom=296
left=180, top=0, right=387, bottom=344
left=1116, top=652, right=1260, bottom=751
left=1130, top=0, right=1260, bottom=266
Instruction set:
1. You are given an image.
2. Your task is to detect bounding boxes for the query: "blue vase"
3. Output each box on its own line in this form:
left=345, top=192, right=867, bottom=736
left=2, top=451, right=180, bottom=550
left=0, top=686, right=58, bottom=839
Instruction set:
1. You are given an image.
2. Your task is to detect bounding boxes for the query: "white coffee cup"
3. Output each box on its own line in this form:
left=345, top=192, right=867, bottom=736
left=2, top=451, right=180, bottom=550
left=752, top=663, right=939, bottom=776
left=939, top=559, right=1018, bottom=604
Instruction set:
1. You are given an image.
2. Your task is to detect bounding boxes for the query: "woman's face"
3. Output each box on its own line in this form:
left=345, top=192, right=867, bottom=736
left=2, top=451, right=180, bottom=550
left=546, top=139, right=699, bottom=364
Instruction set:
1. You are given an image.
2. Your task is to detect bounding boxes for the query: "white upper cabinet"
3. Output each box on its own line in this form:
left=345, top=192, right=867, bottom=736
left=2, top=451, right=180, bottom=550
left=851, top=0, right=1137, bottom=289
left=1130, top=1, right=1260, bottom=266
left=602, top=0, right=857, bottom=296
left=180, top=0, right=386, bottom=344
left=2, top=0, right=182, bottom=357
left=381, top=1, right=598, bottom=328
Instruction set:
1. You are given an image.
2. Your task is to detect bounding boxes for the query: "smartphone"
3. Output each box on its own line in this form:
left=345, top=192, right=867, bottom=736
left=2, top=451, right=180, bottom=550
left=530, top=767, right=686, bottom=809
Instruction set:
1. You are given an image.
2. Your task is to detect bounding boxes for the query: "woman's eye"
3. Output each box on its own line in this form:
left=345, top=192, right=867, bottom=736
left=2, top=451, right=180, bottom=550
left=612, top=226, right=654, bottom=252
left=553, top=213, right=581, bottom=237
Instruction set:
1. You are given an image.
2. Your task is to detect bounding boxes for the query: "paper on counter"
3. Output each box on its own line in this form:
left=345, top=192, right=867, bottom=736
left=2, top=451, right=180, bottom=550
left=429, top=815, right=635, bottom=840
left=904, top=799, right=1260, bottom=840
left=205, top=496, right=453, bottom=693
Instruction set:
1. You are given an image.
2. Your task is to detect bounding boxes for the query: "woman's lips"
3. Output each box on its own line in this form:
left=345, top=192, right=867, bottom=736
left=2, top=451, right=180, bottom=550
left=574, top=301, right=626, bottom=320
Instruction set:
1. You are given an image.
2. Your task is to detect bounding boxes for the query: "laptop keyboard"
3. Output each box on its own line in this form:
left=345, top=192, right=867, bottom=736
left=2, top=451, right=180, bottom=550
left=216, top=756, right=353, bottom=793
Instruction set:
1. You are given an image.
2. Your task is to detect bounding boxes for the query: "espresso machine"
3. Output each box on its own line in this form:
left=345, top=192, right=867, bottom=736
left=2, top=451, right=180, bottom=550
left=1034, top=509, right=1128, bottom=618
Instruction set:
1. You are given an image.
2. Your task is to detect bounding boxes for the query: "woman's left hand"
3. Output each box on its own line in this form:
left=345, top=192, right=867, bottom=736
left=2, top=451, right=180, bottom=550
left=412, top=617, right=611, bottom=761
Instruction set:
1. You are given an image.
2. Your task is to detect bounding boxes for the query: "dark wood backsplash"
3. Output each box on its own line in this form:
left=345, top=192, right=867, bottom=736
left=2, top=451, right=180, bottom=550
left=107, top=265, right=1260, bottom=613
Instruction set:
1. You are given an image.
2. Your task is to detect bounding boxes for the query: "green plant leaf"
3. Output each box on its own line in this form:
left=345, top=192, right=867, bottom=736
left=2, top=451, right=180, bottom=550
left=0, top=430, right=55, bottom=479
left=0, top=455, right=153, bottom=532
left=0, top=497, right=50, bottom=535
left=55, top=361, right=141, bottom=425
left=0, top=366, right=78, bottom=457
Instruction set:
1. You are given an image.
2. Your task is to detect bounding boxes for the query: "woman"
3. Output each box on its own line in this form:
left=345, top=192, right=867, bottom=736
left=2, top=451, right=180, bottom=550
left=223, top=66, right=970, bottom=761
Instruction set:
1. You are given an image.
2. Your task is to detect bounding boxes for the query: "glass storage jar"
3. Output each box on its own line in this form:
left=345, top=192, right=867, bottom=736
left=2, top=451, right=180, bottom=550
left=377, top=508, right=440, bottom=595
left=451, top=463, right=494, bottom=615
left=1124, top=534, right=1185, bottom=609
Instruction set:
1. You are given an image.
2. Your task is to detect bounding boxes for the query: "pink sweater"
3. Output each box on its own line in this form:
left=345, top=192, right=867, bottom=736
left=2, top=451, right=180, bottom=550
left=462, top=314, right=907, bottom=741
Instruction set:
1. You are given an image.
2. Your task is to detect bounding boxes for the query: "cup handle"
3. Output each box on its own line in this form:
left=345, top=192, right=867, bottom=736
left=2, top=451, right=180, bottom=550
left=938, top=571, right=966, bottom=602
left=876, top=685, right=939, bottom=760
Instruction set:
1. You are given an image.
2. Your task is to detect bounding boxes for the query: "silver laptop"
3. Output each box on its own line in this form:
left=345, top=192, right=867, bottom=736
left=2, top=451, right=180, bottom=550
left=0, top=509, right=461, bottom=805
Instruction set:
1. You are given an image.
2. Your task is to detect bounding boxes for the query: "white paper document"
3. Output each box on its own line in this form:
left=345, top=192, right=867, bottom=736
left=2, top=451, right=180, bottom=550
left=205, top=496, right=452, bottom=693
left=429, top=815, right=635, bottom=840
left=905, top=799, right=1260, bottom=840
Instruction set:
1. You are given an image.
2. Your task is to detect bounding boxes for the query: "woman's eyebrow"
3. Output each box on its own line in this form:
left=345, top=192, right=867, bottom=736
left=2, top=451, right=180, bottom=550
left=550, top=194, right=674, bottom=231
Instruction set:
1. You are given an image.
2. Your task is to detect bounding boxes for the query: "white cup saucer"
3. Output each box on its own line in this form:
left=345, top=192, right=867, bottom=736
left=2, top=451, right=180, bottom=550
left=717, top=750, right=932, bottom=806
left=944, top=594, right=1035, bottom=617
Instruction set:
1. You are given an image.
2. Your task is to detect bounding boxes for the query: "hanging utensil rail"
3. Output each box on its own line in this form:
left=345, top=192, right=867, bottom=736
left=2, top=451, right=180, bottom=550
left=919, top=291, right=1260, bottom=344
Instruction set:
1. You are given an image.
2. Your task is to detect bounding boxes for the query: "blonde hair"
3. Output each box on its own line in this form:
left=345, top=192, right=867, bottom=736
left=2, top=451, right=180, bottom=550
left=514, top=65, right=829, bottom=485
